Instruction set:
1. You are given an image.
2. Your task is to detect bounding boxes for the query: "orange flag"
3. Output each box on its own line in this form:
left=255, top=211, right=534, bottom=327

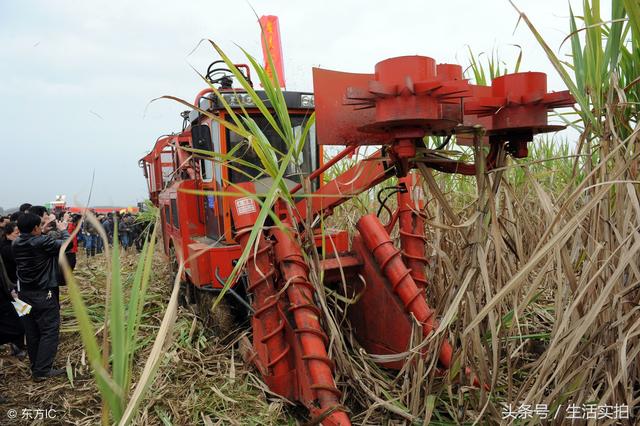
left=259, top=15, right=286, bottom=88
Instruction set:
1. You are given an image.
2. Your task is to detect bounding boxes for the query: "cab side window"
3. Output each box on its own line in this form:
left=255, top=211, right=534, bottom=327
left=171, top=199, right=179, bottom=229
left=192, top=124, right=219, bottom=182
left=164, top=205, right=170, bottom=226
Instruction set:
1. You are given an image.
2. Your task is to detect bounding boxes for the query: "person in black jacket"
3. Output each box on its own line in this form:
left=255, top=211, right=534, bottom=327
left=0, top=220, right=26, bottom=360
left=0, top=222, right=19, bottom=283
left=0, top=255, right=18, bottom=404
left=13, top=213, right=68, bottom=381
left=103, top=213, right=114, bottom=245
left=0, top=248, right=26, bottom=356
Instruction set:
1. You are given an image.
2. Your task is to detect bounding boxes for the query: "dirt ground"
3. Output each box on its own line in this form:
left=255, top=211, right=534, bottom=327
left=0, top=249, right=286, bottom=425
left=0, top=252, right=119, bottom=425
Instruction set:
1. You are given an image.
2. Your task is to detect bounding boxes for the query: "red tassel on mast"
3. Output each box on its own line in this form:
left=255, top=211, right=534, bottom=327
left=259, top=15, right=286, bottom=89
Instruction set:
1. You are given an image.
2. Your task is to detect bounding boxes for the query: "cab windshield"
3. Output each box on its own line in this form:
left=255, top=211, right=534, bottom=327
left=227, top=115, right=316, bottom=184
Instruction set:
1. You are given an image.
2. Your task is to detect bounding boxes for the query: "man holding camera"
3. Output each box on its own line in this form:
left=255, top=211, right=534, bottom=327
left=12, top=212, right=68, bottom=381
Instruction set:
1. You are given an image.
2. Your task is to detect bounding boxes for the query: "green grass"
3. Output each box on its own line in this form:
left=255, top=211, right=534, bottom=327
left=58, top=211, right=180, bottom=426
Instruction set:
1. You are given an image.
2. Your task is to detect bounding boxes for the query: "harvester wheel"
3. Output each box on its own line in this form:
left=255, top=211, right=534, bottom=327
left=177, top=281, right=197, bottom=307
left=168, top=244, right=192, bottom=307
left=193, top=287, right=236, bottom=338
left=168, top=244, right=179, bottom=284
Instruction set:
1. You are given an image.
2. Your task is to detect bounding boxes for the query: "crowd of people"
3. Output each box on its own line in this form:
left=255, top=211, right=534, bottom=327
left=80, top=212, right=145, bottom=256
left=0, top=203, right=147, bottom=404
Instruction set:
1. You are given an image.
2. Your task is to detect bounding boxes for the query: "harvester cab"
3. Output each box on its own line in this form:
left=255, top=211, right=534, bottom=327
left=140, top=58, right=326, bottom=261
left=141, top=44, right=574, bottom=425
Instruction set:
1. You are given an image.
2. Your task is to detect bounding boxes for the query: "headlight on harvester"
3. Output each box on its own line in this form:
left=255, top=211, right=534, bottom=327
left=301, top=94, right=315, bottom=108
left=221, top=93, right=254, bottom=107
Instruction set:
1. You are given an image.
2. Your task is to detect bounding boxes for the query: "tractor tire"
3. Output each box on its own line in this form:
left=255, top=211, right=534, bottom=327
left=193, top=287, right=236, bottom=338
left=178, top=282, right=189, bottom=307
left=168, top=244, right=184, bottom=307
left=168, top=244, right=179, bottom=285
left=168, top=244, right=195, bottom=307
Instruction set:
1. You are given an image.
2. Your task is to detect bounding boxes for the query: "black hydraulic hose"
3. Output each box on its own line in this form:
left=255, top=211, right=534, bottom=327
left=376, top=186, right=402, bottom=218
left=435, top=134, right=453, bottom=150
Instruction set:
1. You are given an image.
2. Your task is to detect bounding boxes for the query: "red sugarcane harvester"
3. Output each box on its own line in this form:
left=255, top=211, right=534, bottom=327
left=140, top=21, right=573, bottom=426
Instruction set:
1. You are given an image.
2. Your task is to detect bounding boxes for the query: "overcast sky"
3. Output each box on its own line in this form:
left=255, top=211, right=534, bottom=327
left=0, top=0, right=596, bottom=209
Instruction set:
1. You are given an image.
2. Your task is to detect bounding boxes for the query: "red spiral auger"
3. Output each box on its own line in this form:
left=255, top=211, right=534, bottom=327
left=357, top=214, right=454, bottom=369
left=234, top=227, right=292, bottom=379
left=397, top=175, right=429, bottom=291
left=270, top=218, right=350, bottom=426
left=228, top=185, right=293, bottom=386
left=357, top=213, right=487, bottom=388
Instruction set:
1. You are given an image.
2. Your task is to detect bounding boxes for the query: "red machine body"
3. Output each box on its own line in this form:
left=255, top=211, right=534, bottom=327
left=141, top=51, right=573, bottom=424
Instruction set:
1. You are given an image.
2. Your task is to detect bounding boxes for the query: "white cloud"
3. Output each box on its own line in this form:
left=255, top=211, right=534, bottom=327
left=0, top=0, right=598, bottom=208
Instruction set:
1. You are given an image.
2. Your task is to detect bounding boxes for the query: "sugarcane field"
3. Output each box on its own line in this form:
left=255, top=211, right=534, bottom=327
left=1, top=0, right=639, bottom=424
